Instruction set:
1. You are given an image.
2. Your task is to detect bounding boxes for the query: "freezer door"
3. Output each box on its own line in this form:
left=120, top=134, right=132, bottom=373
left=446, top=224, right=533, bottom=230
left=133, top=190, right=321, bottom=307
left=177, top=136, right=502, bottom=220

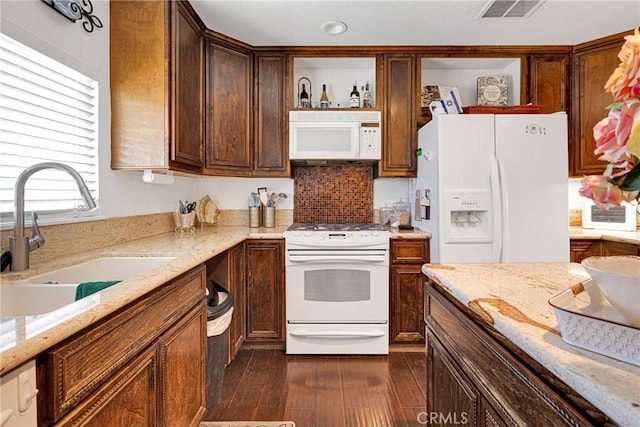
left=416, top=114, right=496, bottom=263
left=494, top=114, right=569, bottom=262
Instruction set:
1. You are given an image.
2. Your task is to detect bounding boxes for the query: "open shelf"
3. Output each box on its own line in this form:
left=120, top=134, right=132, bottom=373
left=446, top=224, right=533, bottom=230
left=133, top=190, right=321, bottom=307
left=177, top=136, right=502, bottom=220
left=293, top=57, right=376, bottom=109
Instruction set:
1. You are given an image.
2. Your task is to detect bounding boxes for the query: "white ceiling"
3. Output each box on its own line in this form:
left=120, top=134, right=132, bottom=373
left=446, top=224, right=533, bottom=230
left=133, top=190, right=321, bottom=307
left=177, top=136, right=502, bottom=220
left=189, top=0, right=639, bottom=47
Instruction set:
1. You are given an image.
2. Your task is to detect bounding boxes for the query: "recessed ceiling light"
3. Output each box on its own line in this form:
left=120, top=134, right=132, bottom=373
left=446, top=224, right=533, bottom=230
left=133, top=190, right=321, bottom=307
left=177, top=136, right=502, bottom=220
left=321, top=20, right=348, bottom=36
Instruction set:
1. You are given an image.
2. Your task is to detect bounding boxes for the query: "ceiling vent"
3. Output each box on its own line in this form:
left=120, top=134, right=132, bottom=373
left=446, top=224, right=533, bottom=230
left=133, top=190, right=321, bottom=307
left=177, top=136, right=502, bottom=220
left=478, top=0, right=545, bottom=18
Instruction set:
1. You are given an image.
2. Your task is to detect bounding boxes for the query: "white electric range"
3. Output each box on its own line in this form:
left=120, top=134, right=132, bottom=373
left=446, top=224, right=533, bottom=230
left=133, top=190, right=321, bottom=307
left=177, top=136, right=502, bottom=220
left=283, top=223, right=390, bottom=355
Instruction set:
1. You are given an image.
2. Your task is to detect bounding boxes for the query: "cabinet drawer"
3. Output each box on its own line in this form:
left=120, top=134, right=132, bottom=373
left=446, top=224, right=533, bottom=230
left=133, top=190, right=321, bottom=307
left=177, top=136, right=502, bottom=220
left=424, top=283, right=595, bottom=426
left=41, top=266, right=205, bottom=422
left=391, top=239, right=429, bottom=264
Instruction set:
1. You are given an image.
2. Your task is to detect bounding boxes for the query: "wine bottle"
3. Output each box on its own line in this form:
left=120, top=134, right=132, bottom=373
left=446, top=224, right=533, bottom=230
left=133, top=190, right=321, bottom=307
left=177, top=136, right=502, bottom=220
left=350, top=84, right=360, bottom=108
left=300, top=83, right=310, bottom=108
left=362, top=81, right=372, bottom=108
left=320, top=84, right=329, bottom=108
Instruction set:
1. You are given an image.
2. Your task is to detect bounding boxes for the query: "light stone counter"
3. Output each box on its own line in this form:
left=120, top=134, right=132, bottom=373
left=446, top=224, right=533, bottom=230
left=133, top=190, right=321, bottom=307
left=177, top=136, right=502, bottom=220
left=570, top=226, right=640, bottom=245
left=388, top=228, right=431, bottom=239
left=422, top=262, right=640, bottom=426
left=0, top=225, right=286, bottom=375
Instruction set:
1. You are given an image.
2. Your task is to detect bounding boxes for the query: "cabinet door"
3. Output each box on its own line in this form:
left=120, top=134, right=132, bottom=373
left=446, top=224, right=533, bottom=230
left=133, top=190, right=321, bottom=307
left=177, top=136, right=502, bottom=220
left=569, top=239, right=602, bottom=262
left=528, top=54, right=570, bottom=114
left=205, top=40, right=253, bottom=175
left=390, top=264, right=426, bottom=343
left=602, top=240, right=640, bottom=256
left=571, top=36, right=622, bottom=176
left=245, top=239, right=285, bottom=341
left=380, top=54, right=417, bottom=177
left=228, top=243, right=246, bottom=361
left=391, top=239, right=429, bottom=264
left=254, top=53, right=289, bottom=177
left=159, top=305, right=207, bottom=427
left=171, top=1, right=204, bottom=171
left=54, top=347, right=158, bottom=427
left=427, top=333, right=479, bottom=426
left=110, top=0, right=168, bottom=170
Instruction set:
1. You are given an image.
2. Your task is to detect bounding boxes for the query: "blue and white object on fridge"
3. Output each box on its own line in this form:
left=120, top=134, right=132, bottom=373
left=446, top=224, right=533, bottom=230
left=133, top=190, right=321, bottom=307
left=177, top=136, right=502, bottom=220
left=412, top=113, right=569, bottom=263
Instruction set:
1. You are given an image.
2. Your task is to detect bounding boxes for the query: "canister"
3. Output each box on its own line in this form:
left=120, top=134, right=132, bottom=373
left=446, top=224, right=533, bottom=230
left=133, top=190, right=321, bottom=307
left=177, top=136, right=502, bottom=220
left=263, top=207, right=275, bottom=228
left=249, top=206, right=261, bottom=228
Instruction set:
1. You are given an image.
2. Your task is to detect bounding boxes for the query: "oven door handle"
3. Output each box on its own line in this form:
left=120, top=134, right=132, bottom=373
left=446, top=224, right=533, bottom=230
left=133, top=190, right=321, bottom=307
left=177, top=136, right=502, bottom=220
left=288, top=256, right=386, bottom=263
left=289, top=330, right=386, bottom=338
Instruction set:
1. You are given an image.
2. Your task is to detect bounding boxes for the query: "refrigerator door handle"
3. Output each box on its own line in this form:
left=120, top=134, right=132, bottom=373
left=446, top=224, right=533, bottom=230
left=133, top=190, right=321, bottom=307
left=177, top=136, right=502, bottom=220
left=489, top=154, right=503, bottom=262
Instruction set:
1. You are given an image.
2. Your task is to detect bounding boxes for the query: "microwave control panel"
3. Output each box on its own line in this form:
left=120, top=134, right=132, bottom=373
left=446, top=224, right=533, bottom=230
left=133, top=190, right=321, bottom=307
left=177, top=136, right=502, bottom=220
left=359, top=122, right=381, bottom=159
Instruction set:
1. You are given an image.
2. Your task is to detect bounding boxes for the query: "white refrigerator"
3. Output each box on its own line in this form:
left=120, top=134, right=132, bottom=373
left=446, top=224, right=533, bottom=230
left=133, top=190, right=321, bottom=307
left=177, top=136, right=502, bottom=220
left=412, top=113, right=569, bottom=263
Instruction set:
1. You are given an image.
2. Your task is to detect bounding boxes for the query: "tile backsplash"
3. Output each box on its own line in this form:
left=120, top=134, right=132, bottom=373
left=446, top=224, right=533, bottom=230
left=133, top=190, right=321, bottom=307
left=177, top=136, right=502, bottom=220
left=293, top=165, right=374, bottom=223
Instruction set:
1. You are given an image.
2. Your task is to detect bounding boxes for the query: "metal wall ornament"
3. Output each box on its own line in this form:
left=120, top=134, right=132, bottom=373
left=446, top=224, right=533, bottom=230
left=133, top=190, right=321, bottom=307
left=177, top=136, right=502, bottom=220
left=41, top=0, right=103, bottom=33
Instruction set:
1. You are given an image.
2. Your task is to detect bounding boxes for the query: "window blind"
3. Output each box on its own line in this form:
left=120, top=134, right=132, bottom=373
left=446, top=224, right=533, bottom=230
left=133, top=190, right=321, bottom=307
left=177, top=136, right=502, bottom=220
left=0, top=33, right=99, bottom=220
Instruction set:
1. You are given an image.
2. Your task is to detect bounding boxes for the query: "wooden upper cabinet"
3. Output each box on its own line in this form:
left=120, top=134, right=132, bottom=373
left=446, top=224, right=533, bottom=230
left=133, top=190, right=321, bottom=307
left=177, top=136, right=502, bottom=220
left=172, top=1, right=205, bottom=169
left=528, top=54, right=570, bottom=114
left=254, top=53, right=290, bottom=177
left=571, top=32, right=627, bottom=176
left=204, top=36, right=253, bottom=175
left=110, top=0, right=204, bottom=174
left=380, top=54, right=417, bottom=177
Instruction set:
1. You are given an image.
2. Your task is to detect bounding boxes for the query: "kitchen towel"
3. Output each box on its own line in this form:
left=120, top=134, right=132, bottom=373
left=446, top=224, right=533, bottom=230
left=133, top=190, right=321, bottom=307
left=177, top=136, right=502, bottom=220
left=75, top=280, right=121, bottom=301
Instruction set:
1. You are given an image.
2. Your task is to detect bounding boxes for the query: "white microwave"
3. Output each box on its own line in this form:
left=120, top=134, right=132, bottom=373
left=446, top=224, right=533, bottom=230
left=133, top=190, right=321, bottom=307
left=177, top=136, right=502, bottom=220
left=582, top=198, right=638, bottom=231
left=289, top=110, right=382, bottom=161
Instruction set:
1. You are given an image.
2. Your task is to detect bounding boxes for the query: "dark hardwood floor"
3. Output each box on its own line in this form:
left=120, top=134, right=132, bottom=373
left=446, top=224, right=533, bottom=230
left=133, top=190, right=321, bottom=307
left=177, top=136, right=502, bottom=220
left=205, top=348, right=427, bottom=427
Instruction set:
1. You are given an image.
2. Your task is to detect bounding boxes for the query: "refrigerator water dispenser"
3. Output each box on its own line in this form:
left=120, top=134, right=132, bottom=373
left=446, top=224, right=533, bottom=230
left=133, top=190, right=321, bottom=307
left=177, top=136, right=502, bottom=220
left=444, top=191, right=491, bottom=243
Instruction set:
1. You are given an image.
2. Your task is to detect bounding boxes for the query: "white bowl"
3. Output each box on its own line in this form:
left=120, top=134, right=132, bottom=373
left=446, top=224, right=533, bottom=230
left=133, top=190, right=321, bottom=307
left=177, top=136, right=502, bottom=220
left=581, top=256, right=640, bottom=327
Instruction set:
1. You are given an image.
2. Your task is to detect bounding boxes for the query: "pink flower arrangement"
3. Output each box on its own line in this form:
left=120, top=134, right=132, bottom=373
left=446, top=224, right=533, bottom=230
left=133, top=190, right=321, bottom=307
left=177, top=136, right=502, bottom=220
left=580, top=28, right=640, bottom=209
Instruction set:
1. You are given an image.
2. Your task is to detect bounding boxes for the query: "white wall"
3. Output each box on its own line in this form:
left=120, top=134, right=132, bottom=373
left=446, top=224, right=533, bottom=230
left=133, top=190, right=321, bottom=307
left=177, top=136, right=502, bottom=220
left=0, top=0, right=410, bottom=220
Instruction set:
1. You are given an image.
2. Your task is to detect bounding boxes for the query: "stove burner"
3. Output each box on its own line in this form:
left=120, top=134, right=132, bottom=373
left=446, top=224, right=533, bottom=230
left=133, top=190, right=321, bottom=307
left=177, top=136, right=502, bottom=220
left=287, top=223, right=386, bottom=232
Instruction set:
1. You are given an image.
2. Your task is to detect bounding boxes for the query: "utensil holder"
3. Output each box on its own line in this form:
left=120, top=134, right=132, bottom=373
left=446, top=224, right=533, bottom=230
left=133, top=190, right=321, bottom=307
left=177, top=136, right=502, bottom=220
left=249, top=206, right=261, bottom=228
left=174, top=211, right=196, bottom=236
left=263, top=207, right=275, bottom=228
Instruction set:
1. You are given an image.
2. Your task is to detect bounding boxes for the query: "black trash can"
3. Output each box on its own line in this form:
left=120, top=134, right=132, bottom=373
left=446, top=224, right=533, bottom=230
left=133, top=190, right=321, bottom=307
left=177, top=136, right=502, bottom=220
left=205, top=279, right=234, bottom=413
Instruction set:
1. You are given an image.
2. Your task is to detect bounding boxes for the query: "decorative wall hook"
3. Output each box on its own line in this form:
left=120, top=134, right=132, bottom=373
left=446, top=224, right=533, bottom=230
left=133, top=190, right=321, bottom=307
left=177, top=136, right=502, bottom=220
left=41, top=0, right=103, bottom=33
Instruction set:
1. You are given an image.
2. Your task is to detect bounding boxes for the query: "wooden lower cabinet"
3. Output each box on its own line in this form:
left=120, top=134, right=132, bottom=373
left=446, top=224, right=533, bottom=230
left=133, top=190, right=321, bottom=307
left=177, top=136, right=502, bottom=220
left=55, top=346, right=159, bottom=426
left=38, top=266, right=207, bottom=427
left=602, top=240, right=640, bottom=256
left=569, top=239, right=602, bottom=263
left=205, top=243, right=246, bottom=363
left=228, top=243, right=246, bottom=358
left=427, top=332, right=480, bottom=426
left=159, top=305, right=207, bottom=426
left=390, top=238, right=430, bottom=344
left=570, top=238, right=639, bottom=262
left=425, top=281, right=608, bottom=426
left=245, top=239, right=285, bottom=342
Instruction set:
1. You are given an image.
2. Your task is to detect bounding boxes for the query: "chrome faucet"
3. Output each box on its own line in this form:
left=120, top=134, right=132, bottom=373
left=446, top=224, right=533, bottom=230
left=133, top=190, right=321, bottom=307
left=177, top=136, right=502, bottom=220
left=8, top=162, right=97, bottom=271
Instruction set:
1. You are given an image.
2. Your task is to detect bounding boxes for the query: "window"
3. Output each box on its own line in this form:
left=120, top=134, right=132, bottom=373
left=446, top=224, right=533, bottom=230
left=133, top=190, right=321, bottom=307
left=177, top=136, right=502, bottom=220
left=0, top=33, right=99, bottom=224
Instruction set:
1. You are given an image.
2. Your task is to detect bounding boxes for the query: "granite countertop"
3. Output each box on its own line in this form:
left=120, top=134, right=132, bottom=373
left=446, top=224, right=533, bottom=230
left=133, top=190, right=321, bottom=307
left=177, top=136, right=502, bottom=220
left=569, top=226, right=640, bottom=244
left=422, top=262, right=640, bottom=427
left=0, top=225, right=286, bottom=375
